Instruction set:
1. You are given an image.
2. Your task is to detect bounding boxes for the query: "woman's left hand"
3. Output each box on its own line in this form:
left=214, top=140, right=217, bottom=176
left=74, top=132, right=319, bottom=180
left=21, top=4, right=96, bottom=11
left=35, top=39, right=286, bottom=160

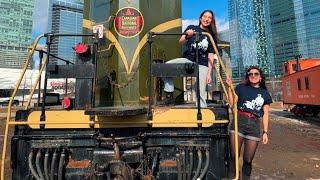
left=262, top=133, right=269, bottom=144
left=226, top=77, right=232, bottom=88
left=206, top=73, right=212, bottom=84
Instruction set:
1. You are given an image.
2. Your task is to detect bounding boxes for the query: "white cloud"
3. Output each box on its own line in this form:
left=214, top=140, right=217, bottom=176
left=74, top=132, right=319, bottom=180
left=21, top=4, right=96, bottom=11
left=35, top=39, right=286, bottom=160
left=182, top=18, right=229, bottom=32
left=216, top=17, right=229, bottom=32
left=182, top=19, right=199, bottom=31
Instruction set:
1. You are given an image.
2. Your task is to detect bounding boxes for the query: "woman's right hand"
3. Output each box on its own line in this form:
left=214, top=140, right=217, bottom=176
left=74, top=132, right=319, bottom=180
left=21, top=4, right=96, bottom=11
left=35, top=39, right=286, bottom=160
left=226, top=77, right=234, bottom=106
left=226, top=77, right=233, bottom=88
left=180, top=29, right=194, bottom=44
left=185, top=29, right=194, bottom=38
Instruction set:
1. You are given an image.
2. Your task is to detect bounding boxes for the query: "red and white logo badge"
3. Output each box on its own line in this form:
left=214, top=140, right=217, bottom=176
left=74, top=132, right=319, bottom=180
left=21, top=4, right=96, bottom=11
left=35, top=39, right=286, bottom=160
left=114, top=7, right=144, bottom=38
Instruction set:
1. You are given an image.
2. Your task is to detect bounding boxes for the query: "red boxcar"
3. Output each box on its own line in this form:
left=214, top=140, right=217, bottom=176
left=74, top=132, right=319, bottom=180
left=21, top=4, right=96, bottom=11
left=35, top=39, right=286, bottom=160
left=282, top=59, right=320, bottom=117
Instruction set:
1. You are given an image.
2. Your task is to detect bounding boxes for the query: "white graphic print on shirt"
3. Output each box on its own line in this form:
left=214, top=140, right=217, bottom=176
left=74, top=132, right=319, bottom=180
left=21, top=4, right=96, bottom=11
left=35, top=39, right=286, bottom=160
left=243, top=94, right=264, bottom=111
left=191, top=37, right=209, bottom=51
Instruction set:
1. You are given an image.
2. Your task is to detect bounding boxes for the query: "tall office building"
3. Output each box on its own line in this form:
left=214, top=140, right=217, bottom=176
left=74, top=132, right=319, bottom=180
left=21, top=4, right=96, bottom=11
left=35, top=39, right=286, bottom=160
left=218, top=29, right=232, bottom=73
left=0, top=0, right=34, bottom=69
left=268, top=0, right=320, bottom=76
left=219, top=29, right=230, bottom=43
left=293, top=0, right=320, bottom=59
left=229, top=0, right=274, bottom=78
left=268, top=0, right=299, bottom=76
left=48, top=0, right=83, bottom=65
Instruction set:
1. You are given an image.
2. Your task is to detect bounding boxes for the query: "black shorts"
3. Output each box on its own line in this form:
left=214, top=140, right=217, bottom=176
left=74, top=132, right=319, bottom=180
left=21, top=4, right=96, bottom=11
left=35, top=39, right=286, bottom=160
left=229, top=113, right=261, bottom=141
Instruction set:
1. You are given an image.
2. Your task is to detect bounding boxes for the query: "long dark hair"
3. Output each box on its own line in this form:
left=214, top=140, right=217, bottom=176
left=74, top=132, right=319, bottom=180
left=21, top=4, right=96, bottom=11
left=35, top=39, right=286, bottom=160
left=244, top=66, right=267, bottom=89
left=198, top=10, right=218, bottom=44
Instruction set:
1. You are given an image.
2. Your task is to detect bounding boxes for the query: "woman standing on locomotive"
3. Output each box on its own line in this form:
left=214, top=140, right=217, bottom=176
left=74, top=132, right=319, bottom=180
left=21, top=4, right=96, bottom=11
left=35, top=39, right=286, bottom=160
left=226, top=66, right=272, bottom=179
left=163, top=10, right=218, bottom=107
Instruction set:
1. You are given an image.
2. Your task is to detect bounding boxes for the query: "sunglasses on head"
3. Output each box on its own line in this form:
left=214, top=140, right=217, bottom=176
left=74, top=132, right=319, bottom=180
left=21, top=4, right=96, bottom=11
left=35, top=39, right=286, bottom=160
left=248, top=72, right=260, bottom=77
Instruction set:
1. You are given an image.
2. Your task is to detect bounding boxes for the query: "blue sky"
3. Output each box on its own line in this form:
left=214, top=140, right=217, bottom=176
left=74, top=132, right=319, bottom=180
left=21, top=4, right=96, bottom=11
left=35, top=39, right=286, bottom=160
left=32, top=0, right=229, bottom=39
left=182, top=0, right=229, bottom=31
left=32, top=0, right=48, bottom=42
left=182, top=0, right=228, bottom=19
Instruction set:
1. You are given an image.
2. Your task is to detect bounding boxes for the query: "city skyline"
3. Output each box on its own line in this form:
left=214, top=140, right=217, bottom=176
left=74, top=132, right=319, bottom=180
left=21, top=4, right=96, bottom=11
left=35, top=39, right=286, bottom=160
left=0, top=0, right=35, bottom=69
left=269, top=0, right=299, bottom=76
left=293, top=0, right=320, bottom=59
left=269, top=0, right=320, bottom=76
left=1, top=0, right=319, bottom=77
left=47, top=0, right=84, bottom=65
left=228, top=0, right=320, bottom=78
left=31, top=0, right=230, bottom=68
left=32, top=0, right=230, bottom=40
left=229, top=0, right=274, bottom=78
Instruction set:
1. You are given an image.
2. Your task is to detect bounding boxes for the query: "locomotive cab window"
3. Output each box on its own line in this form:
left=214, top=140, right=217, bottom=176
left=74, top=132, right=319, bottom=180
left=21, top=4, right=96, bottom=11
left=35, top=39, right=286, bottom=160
left=284, top=64, right=288, bottom=74
left=292, top=64, right=297, bottom=72
left=297, top=78, right=302, bottom=90
left=305, top=77, right=310, bottom=90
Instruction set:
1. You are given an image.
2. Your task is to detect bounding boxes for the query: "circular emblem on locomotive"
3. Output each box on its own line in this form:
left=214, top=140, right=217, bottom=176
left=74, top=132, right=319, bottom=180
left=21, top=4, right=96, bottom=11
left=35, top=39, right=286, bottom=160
left=114, top=7, right=144, bottom=38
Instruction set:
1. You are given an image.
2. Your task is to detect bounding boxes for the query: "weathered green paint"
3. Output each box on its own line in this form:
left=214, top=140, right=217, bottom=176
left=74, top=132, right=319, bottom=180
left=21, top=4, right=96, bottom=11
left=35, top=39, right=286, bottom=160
left=84, top=0, right=182, bottom=106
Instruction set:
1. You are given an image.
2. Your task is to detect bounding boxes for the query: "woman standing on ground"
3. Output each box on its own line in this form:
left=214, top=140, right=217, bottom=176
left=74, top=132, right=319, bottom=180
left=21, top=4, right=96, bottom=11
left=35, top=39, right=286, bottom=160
left=163, top=10, right=218, bottom=107
left=226, top=66, right=272, bottom=179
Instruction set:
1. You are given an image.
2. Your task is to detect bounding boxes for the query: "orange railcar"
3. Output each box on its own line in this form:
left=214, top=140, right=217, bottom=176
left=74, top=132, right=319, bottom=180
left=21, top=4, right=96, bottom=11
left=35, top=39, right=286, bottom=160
left=282, top=59, right=320, bottom=117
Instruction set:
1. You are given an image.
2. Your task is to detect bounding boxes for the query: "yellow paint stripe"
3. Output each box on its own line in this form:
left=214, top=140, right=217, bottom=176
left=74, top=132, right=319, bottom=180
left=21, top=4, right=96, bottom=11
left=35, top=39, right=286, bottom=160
left=27, top=110, right=91, bottom=129
left=129, top=18, right=182, bottom=73
left=152, top=108, right=215, bottom=127
left=106, top=31, right=130, bottom=72
left=83, top=19, right=92, bottom=29
left=81, top=18, right=182, bottom=74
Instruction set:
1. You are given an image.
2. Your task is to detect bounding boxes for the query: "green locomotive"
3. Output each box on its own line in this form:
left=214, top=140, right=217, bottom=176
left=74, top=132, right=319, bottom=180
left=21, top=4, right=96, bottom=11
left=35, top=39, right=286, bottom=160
left=2, top=0, right=240, bottom=179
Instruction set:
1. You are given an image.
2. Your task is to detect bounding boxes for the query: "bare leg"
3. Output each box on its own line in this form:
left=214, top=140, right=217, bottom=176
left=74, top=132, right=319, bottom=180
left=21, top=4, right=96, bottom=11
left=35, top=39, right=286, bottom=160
left=242, top=139, right=259, bottom=180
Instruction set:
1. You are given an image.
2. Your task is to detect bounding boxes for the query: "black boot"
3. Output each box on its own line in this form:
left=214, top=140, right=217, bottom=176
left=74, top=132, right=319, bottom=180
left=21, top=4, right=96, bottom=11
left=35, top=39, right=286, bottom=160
left=229, top=160, right=235, bottom=178
left=165, top=92, right=174, bottom=106
left=242, top=161, right=252, bottom=180
left=158, top=92, right=174, bottom=106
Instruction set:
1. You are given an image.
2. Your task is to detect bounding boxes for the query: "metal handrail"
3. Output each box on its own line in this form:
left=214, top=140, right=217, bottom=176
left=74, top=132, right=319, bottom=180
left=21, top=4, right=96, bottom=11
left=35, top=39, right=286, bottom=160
left=25, top=48, right=79, bottom=109
left=1, top=33, right=98, bottom=179
left=1, top=34, right=45, bottom=180
left=1, top=32, right=239, bottom=180
left=202, top=32, right=239, bottom=180
left=24, top=55, right=48, bottom=109
left=147, top=31, right=239, bottom=179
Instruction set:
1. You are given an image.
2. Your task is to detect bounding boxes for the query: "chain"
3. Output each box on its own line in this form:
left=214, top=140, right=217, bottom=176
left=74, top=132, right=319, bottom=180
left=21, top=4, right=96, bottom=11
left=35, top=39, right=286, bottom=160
left=98, top=48, right=144, bottom=89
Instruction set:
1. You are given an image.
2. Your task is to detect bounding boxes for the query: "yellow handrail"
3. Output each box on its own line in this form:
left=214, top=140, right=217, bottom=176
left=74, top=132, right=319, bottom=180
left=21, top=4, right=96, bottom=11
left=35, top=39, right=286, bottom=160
left=24, top=55, right=48, bottom=109
left=203, top=32, right=239, bottom=180
left=1, top=34, right=45, bottom=180
left=1, top=32, right=239, bottom=180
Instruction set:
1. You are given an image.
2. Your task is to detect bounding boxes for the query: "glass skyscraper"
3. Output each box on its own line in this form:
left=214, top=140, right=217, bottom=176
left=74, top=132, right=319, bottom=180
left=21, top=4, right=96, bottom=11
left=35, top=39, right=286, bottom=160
left=293, top=0, right=320, bottom=59
left=48, top=0, right=84, bottom=65
left=268, top=0, right=299, bottom=76
left=229, top=0, right=274, bottom=78
left=218, top=29, right=232, bottom=74
left=0, top=0, right=34, bottom=69
left=268, top=0, right=320, bottom=76
left=219, top=29, right=230, bottom=43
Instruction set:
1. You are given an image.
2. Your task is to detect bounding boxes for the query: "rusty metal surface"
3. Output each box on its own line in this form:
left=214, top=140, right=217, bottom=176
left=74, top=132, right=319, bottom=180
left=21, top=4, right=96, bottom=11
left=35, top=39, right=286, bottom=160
left=66, top=158, right=91, bottom=169
left=159, top=160, right=177, bottom=168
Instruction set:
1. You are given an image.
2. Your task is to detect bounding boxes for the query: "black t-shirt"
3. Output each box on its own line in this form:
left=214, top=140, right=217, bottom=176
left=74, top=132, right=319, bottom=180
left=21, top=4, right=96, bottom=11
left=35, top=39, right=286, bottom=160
left=183, top=25, right=214, bottom=67
left=235, top=84, right=272, bottom=118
